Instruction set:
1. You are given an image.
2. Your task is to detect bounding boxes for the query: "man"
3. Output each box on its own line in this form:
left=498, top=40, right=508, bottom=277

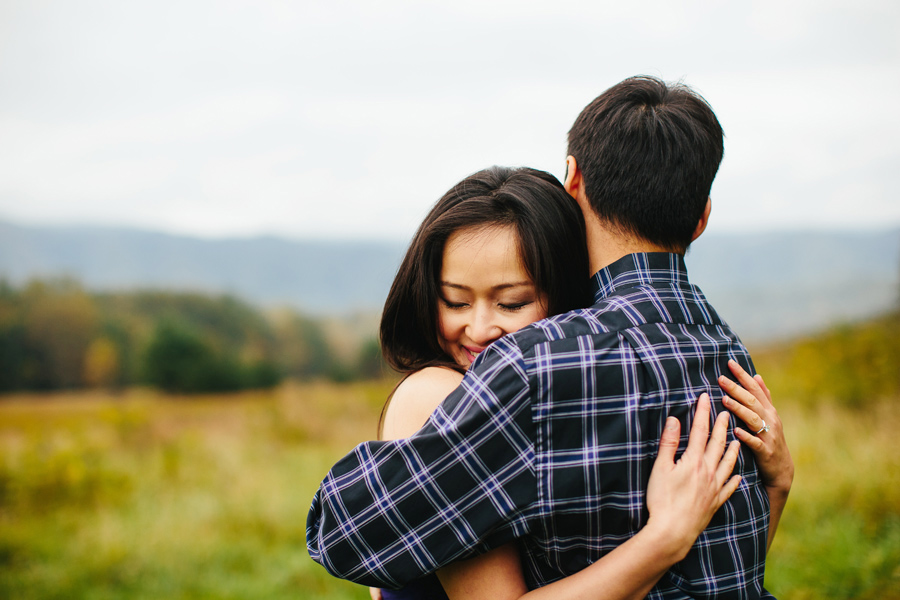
left=308, top=76, right=775, bottom=597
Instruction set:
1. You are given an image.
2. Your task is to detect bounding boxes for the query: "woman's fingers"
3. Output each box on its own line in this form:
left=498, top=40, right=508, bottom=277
left=733, top=426, right=766, bottom=451
left=718, top=375, right=761, bottom=411
left=718, top=473, right=743, bottom=505
left=719, top=362, right=775, bottom=436
left=684, top=393, right=711, bottom=458
left=725, top=360, right=770, bottom=409
left=656, top=416, right=681, bottom=466
left=715, top=439, right=741, bottom=486
left=709, top=415, right=741, bottom=504
left=704, top=410, right=730, bottom=466
left=647, top=397, right=743, bottom=554
left=722, top=394, right=767, bottom=434
left=754, top=373, right=773, bottom=403
left=716, top=434, right=743, bottom=504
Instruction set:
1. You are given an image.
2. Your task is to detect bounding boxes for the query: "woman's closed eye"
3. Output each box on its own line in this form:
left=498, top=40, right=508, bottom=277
left=499, top=300, right=534, bottom=312
left=441, top=298, right=469, bottom=309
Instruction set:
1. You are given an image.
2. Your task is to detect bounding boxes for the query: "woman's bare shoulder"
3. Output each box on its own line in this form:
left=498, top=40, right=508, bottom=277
left=403, top=366, right=465, bottom=390
left=392, top=367, right=464, bottom=414
left=382, top=367, right=464, bottom=440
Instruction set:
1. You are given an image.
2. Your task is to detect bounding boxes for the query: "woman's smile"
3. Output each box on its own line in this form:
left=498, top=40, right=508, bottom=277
left=437, top=224, right=548, bottom=368
left=461, top=345, right=486, bottom=364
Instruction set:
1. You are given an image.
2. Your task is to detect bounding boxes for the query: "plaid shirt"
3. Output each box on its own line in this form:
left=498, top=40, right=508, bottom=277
left=308, top=253, right=773, bottom=599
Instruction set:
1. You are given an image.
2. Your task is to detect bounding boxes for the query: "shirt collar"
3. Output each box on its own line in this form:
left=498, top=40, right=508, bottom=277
left=590, top=252, right=690, bottom=303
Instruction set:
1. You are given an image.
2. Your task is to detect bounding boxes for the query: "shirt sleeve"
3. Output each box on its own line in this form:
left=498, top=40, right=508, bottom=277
left=306, top=336, right=537, bottom=588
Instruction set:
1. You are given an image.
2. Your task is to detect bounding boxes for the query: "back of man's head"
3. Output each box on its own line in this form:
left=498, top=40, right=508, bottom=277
left=567, top=76, right=724, bottom=254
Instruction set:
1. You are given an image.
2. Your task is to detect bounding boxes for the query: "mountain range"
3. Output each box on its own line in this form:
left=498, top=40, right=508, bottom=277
left=1, top=220, right=897, bottom=343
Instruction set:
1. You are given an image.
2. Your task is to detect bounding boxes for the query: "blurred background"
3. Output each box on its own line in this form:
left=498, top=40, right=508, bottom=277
left=1, top=1, right=898, bottom=598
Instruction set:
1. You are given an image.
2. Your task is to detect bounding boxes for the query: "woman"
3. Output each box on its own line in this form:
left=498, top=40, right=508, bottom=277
left=372, top=166, right=792, bottom=600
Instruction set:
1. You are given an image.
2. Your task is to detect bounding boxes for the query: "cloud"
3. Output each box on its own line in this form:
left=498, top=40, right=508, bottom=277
left=0, top=0, right=897, bottom=238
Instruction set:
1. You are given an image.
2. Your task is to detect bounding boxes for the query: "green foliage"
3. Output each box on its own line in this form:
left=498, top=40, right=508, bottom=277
left=0, top=279, right=101, bottom=390
left=245, top=360, right=282, bottom=389
left=143, top=321, right=239, bottom=392
left=267, top=310, right=341, bottom=380
left=0, top=278, right=380, bottom=393
left=22, top=280, right=99, bottom=388
left=762, top=403, right=900, bottom=598
left=0, top=324, right=27, bottom=391
left=355, top=337, right=388, bottom=380
left=0, top=435, right=134, bottom=514
left=143, top=321, right=284, bottom=393
left=753, top=311, right=900, bottom=408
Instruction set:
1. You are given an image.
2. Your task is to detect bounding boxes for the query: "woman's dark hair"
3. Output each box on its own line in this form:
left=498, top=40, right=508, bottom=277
left=380, top=166, right=592, bottom=375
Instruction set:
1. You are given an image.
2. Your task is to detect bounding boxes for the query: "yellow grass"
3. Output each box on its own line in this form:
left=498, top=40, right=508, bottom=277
left=1, top=383, right=898, bottom=599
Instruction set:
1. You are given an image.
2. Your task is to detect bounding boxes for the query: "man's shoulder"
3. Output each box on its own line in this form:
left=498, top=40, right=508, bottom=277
left=503, top=304, right=626, bottom=351
left=513, top=288, right=661, bottom=339
left=506, top=282, right=733, bottom=354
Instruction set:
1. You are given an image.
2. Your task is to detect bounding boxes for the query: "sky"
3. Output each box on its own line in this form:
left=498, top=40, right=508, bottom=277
left=0, top=0, right=898, bottom=241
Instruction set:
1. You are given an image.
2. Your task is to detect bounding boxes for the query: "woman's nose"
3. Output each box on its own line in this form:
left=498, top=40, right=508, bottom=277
left=466, top=307, right=502, bottom=345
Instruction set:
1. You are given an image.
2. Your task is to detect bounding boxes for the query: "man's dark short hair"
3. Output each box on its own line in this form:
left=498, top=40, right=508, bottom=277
left=567, top=76, right=724, bottom=253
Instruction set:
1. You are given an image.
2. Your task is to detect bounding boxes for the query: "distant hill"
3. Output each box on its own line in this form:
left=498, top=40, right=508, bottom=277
left=0, top=221, right=406, bottom=314
left=687, top=229, right=899, bottom=341
left=1, top=220, right=897, bottom=342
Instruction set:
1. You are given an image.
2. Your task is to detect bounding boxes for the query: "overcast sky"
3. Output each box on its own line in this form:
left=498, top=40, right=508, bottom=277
left=1, top=0, right=898, bottom=240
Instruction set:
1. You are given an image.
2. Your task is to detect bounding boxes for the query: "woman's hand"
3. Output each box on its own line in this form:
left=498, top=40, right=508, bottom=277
left=644, top=393, right=742, bottom=562
left=718, top=359, right=793, bottom=550
left=369, top=587, right=382, bottom=600
left=718, top=360, right=794, bottom=496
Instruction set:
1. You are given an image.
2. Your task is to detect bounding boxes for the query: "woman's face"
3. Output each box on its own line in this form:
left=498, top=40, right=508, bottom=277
left=438, top=225, right=548, bottom=369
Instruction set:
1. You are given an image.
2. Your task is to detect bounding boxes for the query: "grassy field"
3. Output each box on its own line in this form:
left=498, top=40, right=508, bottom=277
left=1, top=381, right=898, bottom=599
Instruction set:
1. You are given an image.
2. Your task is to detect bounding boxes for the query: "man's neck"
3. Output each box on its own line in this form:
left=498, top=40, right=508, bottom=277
left=585, top=217, right=676, bottom=275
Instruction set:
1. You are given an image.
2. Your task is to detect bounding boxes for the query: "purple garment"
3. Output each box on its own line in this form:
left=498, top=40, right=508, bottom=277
left=380, top=574, right=449, bottom=600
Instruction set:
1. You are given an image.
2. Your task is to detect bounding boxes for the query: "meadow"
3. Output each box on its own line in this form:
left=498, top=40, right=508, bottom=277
left=1, top=379, right=898, bottom=599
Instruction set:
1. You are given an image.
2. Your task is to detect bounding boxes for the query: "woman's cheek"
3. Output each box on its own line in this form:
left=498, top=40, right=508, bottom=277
left=438, top=311, right=459, bottom=342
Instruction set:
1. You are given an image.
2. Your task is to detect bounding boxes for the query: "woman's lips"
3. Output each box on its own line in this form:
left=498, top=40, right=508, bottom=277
left=462, top=345, right=486, bottom=363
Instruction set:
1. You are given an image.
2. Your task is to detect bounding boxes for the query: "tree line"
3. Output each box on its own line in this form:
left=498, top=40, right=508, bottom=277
left=0, top=279, right=386, bottom=393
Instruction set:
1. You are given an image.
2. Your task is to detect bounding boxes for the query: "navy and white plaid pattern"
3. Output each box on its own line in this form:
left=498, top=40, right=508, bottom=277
left=308, top=253, right=773, bottom=599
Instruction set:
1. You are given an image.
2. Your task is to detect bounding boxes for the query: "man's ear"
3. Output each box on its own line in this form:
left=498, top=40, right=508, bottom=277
left=691, top=198, right=712, bottom=242
left=564, top=155, right=584, bottom=202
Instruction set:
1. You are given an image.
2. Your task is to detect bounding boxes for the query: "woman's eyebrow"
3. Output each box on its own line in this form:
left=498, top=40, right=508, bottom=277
left=440, top=281, right=532, bottom=291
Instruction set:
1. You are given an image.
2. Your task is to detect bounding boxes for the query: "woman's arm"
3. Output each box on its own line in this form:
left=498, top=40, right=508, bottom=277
left=437, top=394, right=742, bottom=600
left=371, top=367, right=466, bottom=600
left=718, top=359, right=794, bottom=551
